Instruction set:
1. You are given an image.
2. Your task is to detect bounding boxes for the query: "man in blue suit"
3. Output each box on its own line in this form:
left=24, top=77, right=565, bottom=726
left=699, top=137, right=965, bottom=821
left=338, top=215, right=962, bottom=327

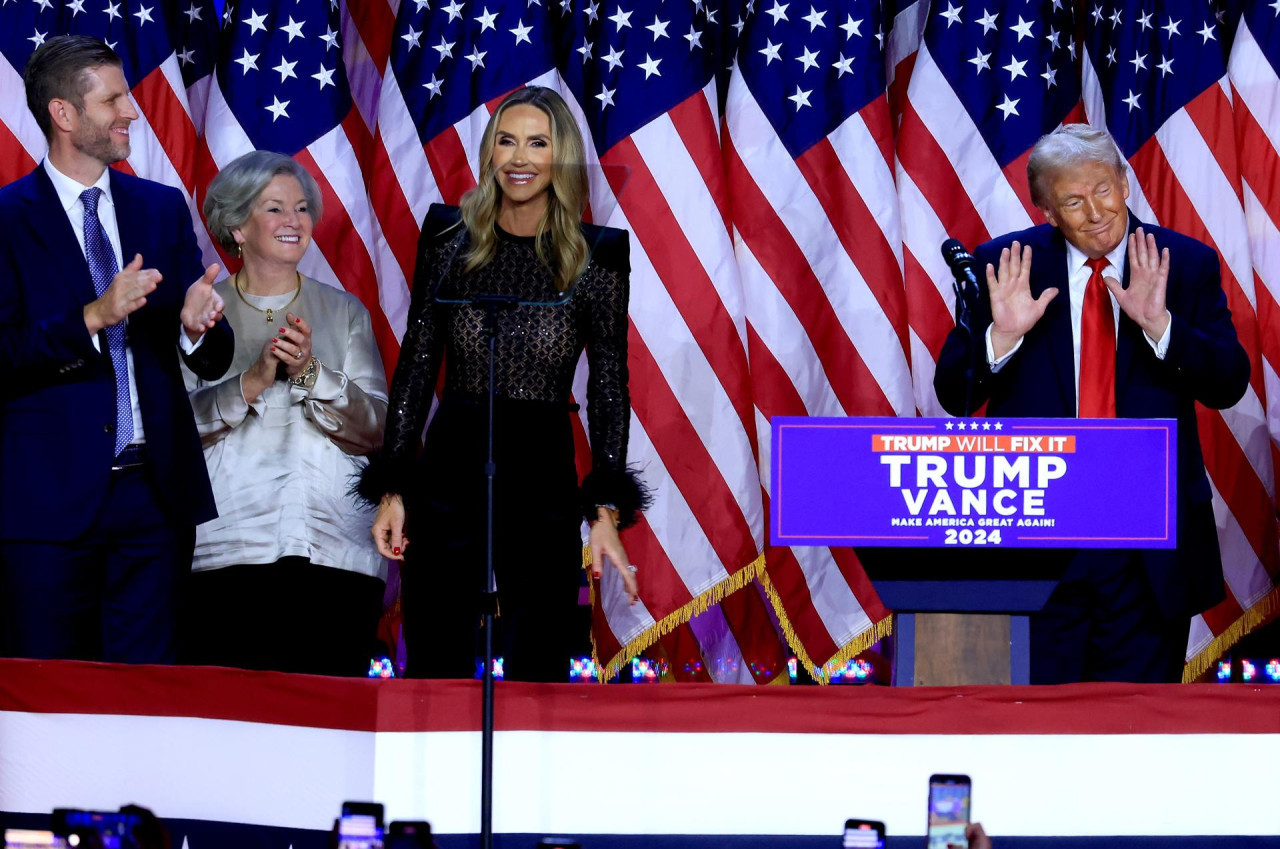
left=934, top=125, right=1249, bottom=683
left=0, top=37, right=233, bottom=663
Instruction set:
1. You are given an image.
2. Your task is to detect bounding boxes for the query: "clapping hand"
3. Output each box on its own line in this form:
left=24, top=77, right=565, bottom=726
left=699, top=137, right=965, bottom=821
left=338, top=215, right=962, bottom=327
left=84, top=253, right=160, bottom=334
left=181, top=264, right=225, bottom=342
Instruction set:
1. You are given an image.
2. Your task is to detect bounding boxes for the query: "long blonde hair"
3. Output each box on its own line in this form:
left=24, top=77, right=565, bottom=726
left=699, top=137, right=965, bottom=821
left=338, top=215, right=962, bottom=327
left=459, top=87, right=590, bottom=292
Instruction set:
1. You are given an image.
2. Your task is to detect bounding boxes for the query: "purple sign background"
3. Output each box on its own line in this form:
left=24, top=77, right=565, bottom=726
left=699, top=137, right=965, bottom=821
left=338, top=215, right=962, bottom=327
left=771, top=417, right=1177, bottom=549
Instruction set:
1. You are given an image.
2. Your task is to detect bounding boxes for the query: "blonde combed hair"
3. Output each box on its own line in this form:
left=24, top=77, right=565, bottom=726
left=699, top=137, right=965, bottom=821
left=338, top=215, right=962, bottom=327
left=459, top=87, right=590, bottom=292
left=1027, top=124, right=1128, bottom=211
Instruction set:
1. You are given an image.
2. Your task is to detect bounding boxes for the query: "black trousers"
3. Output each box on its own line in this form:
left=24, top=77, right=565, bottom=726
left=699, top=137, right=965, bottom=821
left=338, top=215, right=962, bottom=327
left=1030, top=551, right=1191, bottom=684
left=401, top=397, right=586, bottom=682
left=0, top=464, right=191, bottom=663
left=181, top=557, right=385, bottom=677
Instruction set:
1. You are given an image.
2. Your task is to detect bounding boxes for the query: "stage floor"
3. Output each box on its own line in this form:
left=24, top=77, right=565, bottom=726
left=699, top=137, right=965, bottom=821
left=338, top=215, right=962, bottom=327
left=2, top=660, right=1279, bottom=848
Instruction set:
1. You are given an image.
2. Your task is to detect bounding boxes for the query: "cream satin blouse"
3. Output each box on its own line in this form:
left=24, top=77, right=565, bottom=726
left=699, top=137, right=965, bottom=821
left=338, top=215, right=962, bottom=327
left=183, top=276, right=389, bottom=580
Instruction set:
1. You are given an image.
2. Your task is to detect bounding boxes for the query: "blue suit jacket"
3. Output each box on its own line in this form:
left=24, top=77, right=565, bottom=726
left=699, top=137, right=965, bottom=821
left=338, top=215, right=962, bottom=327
left=0, top=166, right=233, bottom=542
left=934, top=216, right=1250, bottom=619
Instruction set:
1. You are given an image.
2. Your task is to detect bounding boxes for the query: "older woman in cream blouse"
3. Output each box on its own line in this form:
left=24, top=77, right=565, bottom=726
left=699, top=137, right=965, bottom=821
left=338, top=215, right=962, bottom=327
left=182, top=151, right=388, bottom=676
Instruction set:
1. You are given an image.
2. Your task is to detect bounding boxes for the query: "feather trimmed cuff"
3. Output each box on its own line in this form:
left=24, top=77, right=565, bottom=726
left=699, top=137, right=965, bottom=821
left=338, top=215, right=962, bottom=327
left=580, top=466, right=653, bottom=530
left=352, top=452, right=411, bottom=507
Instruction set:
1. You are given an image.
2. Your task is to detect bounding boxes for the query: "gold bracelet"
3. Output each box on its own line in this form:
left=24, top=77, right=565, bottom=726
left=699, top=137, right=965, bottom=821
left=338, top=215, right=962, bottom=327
left=288, top=356, right=319, bottom=389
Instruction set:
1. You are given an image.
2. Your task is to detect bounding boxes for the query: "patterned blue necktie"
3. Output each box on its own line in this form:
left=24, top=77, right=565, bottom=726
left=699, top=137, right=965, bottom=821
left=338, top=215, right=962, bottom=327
left=81, top=187, right=133, bottom=455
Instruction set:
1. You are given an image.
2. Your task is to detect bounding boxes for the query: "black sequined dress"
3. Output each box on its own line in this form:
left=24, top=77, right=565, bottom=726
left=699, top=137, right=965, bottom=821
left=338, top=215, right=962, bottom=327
left=359, top=204, right=644, bottom=681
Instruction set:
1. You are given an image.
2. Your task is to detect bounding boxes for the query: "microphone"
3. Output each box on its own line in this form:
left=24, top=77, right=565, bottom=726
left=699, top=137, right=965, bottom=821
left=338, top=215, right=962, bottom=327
left=940, top=238, right=982, bottom=299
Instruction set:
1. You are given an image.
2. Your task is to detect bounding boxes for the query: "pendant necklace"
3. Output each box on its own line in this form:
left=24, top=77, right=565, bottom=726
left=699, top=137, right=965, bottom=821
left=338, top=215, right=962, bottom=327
left=234, top=268, right=302, bottom=324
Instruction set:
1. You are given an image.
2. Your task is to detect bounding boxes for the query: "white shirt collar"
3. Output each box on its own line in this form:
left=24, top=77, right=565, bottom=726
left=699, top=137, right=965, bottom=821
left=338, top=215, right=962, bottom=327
left=42, top=158, right=114, bottom=215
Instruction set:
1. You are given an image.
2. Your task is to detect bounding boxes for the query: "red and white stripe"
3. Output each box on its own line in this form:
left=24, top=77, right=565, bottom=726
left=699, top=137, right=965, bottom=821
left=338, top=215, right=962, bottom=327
left=3, top=661, right=1279, bottom=838
left=723, top=61, right=908, bottom=677
left=575, top=82, right=771, bottom=681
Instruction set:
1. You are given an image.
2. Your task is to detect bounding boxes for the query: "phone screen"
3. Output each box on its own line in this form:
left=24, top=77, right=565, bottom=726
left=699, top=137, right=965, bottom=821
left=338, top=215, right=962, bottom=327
left=51, top=810, right=140, bottom=849
left=842, top=819, right=885, bottom=849
left=927, top=774, right=971, bottom=849
left=337, top=815, right=383, bottom=849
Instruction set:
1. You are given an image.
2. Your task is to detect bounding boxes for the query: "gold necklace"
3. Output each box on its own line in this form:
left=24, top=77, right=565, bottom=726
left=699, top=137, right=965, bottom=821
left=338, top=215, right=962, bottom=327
left=234, top=268, right=302, bottom=323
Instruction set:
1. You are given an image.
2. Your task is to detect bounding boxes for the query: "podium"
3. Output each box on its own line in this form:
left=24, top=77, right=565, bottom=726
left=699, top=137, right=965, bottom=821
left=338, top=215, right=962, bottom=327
left=858, top=548, right=1071, bottom=685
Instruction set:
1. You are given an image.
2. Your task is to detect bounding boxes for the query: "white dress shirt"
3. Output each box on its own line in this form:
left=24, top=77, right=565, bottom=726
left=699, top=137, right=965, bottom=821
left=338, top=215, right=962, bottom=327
left=43, top=158, right=206, bottom=443
left=986, top=228, right=1172, bottom=413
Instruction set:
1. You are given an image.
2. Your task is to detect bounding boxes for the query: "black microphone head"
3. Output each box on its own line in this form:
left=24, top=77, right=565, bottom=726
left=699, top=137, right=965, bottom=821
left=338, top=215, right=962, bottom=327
left=941, top=238, right=975, bottom=268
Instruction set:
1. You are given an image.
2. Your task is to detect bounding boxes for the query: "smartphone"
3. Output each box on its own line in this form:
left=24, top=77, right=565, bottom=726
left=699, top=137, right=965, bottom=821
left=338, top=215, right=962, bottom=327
left=926, top=774, right=972, bottom=849
left=842, top=818, right=885, bottom=848
left=337, top=802, right=385, bottom=849
left=385, top=821, right=432, bottom=849
left=50, top=810, right=141, bottom=849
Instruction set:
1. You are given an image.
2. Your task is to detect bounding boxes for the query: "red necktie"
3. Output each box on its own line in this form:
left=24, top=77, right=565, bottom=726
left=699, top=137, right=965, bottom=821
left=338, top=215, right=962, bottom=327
left=1079, top=257, right=1116, bottom=418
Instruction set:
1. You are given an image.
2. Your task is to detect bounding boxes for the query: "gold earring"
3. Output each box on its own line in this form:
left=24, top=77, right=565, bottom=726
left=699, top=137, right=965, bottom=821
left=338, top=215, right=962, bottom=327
left=231, top=242, right=242, bottom=258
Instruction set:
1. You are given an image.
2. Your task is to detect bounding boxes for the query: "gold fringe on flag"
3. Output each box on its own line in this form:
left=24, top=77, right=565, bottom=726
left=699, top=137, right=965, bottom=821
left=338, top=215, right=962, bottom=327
left=586, top=547, right=767, bottom=682
left=756, top=565, right=893, bottom=684
left=1182, top=585, right=1280, bottom=683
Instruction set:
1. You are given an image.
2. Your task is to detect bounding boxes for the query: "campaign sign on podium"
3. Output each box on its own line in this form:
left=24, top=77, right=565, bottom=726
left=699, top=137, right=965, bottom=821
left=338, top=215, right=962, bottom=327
left=771, top=417, right=1176, bottom=550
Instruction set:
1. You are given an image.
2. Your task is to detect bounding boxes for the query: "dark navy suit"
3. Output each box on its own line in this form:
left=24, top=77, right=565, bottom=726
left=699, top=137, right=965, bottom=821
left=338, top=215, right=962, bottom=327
left=0, top=165, right=233, bottom=662
left=934, top=215, right=1249, bottom=682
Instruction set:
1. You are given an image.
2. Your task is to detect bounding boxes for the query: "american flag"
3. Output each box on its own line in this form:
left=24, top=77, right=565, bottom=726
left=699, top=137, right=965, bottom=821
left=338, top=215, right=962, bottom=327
left=3, top=0, right=1277, bottom=680
left=198, top=0, right=404, bottom=381
left=723, top=0, right=906, bottom=674
left=896, top=0, right=1083, bottom=416
left=1232, top=0, right=1280, bottom=562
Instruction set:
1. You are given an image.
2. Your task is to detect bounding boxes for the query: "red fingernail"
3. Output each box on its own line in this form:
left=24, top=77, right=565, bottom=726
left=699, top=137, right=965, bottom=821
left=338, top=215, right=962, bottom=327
left=295, top=317, right=301, bottom=325
left=279, top=328, right=287, bottom=335
left=392, top=547, right=401, bottom=555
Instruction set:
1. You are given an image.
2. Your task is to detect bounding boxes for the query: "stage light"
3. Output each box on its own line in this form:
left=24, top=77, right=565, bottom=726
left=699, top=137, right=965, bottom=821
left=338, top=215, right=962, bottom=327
left=569, top=657, right=597, bottom=682
left=1239, top=658, right=1280, bottom=684
left=828, top=658, right=873, bottom=684
left=473, top=657, right=504, bottom=680
left=1215, top=661, right=1232, bottom=682
left=368, top=657, right=396, bottom=679
left=748, top=660, right=783, bottom=682
left=1241, top=659, right=1257, bottom=682
left=787, top=657, right=798, bottom=682
left=630, top=657, right=661, bottom=682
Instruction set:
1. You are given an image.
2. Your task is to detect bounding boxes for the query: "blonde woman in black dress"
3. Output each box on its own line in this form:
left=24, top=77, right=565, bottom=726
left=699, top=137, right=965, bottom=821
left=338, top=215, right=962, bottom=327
left=359, top=87, right=647, bottom=682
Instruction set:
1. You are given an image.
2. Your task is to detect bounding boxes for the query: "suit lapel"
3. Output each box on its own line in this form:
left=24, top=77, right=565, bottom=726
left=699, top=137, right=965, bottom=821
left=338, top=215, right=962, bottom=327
left=26, top=167, right=97, bottom=305
left=110, top=170, right=144, bottom=271
left=1035, top=228, right=1077, bottom=413
left=1114, top=212, right=1143, bottom=407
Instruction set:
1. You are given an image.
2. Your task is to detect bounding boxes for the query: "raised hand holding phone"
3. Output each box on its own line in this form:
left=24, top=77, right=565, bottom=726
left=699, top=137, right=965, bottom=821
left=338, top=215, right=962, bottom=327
left=926, top=774, right=972, bottom=849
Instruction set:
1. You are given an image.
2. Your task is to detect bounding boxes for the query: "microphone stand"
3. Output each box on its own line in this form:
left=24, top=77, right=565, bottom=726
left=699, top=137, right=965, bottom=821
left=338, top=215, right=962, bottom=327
left=431, top=287, right=573, bottom=849
left=952, top=274, right=978, bottom=417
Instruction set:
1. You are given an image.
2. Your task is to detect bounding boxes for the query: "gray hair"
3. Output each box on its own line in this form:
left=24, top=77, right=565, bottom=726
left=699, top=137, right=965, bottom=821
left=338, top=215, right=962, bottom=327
left=203, top=151, right=323, bottom=251
left=1027, top=125, right=1128, bottom=210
